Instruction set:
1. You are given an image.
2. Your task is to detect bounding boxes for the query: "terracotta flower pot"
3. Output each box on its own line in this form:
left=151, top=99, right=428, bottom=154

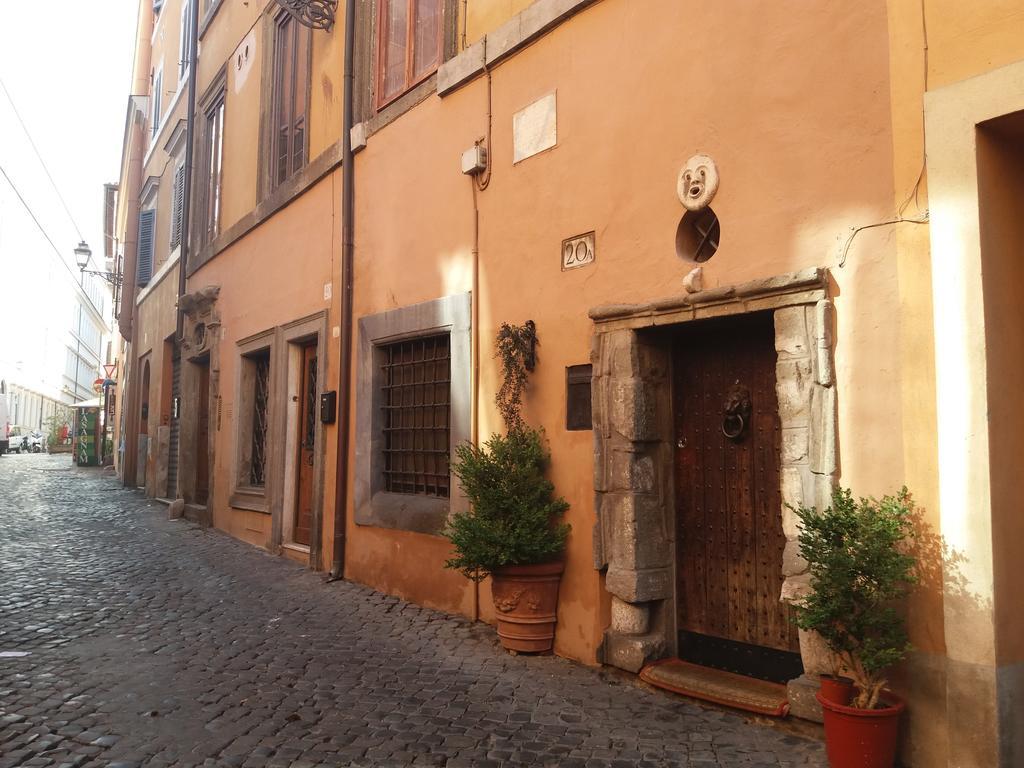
left=818, top=674, right=856, bottom=705
left=816, top=690, right=905, bottom=768
left=491, top=561, right=564, bottom=653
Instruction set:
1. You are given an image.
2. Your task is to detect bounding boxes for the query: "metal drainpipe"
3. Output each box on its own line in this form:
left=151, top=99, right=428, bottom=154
left=176, top=0, right=201, bottom=343
left=330, top=0, right=356, bottom=579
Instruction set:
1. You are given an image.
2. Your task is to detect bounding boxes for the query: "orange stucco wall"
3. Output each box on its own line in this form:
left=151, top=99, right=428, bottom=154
left=191, top=171, right=342, bottom=550
left=346, top=0, right=901, bottom=665
left=108, top=0, right=1024, bottom=763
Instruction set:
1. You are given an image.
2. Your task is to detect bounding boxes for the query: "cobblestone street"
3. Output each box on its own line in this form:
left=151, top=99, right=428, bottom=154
left=0, top=455, right=825, bottom=767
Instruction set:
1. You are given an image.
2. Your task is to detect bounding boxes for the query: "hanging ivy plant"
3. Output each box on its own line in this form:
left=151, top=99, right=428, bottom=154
left=495, top=320, right=537, bottom=432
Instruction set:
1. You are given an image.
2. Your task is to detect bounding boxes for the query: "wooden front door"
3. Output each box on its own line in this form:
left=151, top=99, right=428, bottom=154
left=293, top=343, right=317, bottom=546
left=672, top=313, right=801, bottom=682
left=195, top=361, right=210, bottom=506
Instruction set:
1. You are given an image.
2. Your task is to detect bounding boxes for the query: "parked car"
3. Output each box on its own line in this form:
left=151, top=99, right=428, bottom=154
left=5, top=425, right=32, bottom=454
left=0, top=397, right=9, bottom=455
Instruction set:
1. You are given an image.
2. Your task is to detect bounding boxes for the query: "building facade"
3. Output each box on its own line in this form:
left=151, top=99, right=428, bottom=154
left=108, top=1, right=1024, bottom=764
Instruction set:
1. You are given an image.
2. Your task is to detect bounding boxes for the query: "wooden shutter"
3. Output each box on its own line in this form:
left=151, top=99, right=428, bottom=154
left=170, top=165, right=185, bottom=249
left=137, top=209, right=155, bottom=286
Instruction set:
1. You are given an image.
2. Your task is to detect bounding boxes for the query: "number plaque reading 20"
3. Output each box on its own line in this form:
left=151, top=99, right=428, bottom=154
left=562, top=232, right=595, bottom=271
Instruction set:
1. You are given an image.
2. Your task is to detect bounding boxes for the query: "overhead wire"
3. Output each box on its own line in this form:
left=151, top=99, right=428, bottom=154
left=0, top=76, right=86, bottom=244
left=0, top=162, right=103, bottom=315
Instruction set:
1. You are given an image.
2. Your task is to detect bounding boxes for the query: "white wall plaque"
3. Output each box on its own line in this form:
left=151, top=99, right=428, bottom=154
left=562, top=232, right=595, bottom=271
left=513, top=92, right=557, bottom=164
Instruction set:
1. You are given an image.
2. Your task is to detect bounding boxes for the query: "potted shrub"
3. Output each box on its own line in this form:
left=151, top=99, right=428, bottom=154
left=443, top=322, right=570, bottom=653
left=791, top=487, right=918, bottom=768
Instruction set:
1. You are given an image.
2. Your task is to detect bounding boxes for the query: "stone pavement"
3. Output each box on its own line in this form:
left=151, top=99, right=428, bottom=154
left=0, top=454, right=826, bottom=767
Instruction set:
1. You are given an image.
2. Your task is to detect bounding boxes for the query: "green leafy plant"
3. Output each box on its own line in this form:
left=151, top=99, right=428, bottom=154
left=443, top=321, right=569, bottom=581
left=444, top=427, right=570, bottom=581
left=792, top=486, right=918, bottom=709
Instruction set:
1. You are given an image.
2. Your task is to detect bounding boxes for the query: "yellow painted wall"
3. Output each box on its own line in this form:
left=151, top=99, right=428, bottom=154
left=465, top=0, right=535, bottom=44
left=888, top=0, right=1024, bottom=662
left=196, top=0, right=264, bottom=232
left=885, top=2, right=1024, bottom=763
left=132, top=267, right=180, bottom=493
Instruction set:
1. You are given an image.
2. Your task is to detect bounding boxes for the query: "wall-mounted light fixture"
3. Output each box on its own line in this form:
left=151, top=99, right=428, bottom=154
left=273, top=0, right=338, bottom=30
left=74, top=240, right=123, bottom=288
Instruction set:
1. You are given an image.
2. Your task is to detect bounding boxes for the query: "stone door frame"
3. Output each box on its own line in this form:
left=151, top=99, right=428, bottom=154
left=590, top=267, right=837, bottom=686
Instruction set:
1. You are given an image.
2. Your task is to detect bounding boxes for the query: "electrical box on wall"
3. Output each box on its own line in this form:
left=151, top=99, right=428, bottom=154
left=461, top=145, right=487, bottom=175
left=320, top=391, right=337, bottom=424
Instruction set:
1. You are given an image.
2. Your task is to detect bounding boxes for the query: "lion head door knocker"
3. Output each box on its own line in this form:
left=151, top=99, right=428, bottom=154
left=677, top=154, right=719, bottom=212
left=722, top=381, right=752, bottom=441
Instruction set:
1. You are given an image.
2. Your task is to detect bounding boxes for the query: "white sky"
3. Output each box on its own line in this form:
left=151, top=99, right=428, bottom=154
left=0, top=0, right=139, bottom=394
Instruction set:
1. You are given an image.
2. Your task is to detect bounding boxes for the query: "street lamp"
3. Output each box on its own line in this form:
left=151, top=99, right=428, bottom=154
left=74, top=240, right=92, bottom=268
left=75, top=240, right=122, bottom=288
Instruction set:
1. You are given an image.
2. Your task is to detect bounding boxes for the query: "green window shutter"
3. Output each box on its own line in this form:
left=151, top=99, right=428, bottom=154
left=137, top=209, right=156, bottom=286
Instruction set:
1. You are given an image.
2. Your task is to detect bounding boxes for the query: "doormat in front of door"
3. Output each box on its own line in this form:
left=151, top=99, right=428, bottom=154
left=639, top=658, right=790, bottom=717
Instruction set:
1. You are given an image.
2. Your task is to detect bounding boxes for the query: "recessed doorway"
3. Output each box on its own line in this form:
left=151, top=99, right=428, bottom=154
left=671, top=313, right=801, bottom=683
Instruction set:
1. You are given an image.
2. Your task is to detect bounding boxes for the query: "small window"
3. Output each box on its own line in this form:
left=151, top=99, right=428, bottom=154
left=201, top=91, right=226, bottom=245
left=376, top=0, right=443, bottom=108
left=151, top=70, right=163, bottom=138
left=248, top=350, right=271, bottom=487
left=381, top=334, right=450, bottom=497
left=270, top=11, right=310, bottom=188
left=566, top=364, right=592, bottom=431
left=179, top=0, right=193, bottom=82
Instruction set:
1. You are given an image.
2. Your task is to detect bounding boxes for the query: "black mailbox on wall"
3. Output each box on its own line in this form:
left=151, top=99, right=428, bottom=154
left=320, top=390, right=337, bottom=424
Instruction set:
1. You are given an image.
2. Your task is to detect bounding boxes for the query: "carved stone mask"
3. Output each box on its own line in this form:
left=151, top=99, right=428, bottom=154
left=677, top=154, right=719, bottom=211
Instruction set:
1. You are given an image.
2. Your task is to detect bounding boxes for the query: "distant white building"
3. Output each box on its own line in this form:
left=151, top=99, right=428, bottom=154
left=0, top=265, right=110, bottom=414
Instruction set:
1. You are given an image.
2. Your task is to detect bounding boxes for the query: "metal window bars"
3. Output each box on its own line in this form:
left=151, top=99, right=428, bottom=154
left=381, top=334, right=451, bottom=498
left=250, top=354, right=271, bottom=486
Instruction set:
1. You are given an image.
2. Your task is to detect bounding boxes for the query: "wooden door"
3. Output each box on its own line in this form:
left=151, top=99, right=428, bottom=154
left=294, top=344, right=317, bottom=546
left=195, top=362, right=210, bottom=506
left=672, top=313, right=800, bottom=680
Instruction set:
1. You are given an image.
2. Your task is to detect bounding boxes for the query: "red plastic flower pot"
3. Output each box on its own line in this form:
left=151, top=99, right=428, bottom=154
left=816, top=690, right=905, bottom=768
left=818, top=674, right=856, bottom=705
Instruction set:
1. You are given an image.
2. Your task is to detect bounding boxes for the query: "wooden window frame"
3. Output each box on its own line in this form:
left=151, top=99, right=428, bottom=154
left=268, top=9, right=311, bottom=190
left=374, top=0, right=444, bottom=110
left=195, top=69, right=227, bottom=254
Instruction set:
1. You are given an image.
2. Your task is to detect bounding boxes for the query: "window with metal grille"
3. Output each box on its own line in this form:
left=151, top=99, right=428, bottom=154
left=381, top=334, right=450, bottom=497
left=249, top=351, right=270, bottom=487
